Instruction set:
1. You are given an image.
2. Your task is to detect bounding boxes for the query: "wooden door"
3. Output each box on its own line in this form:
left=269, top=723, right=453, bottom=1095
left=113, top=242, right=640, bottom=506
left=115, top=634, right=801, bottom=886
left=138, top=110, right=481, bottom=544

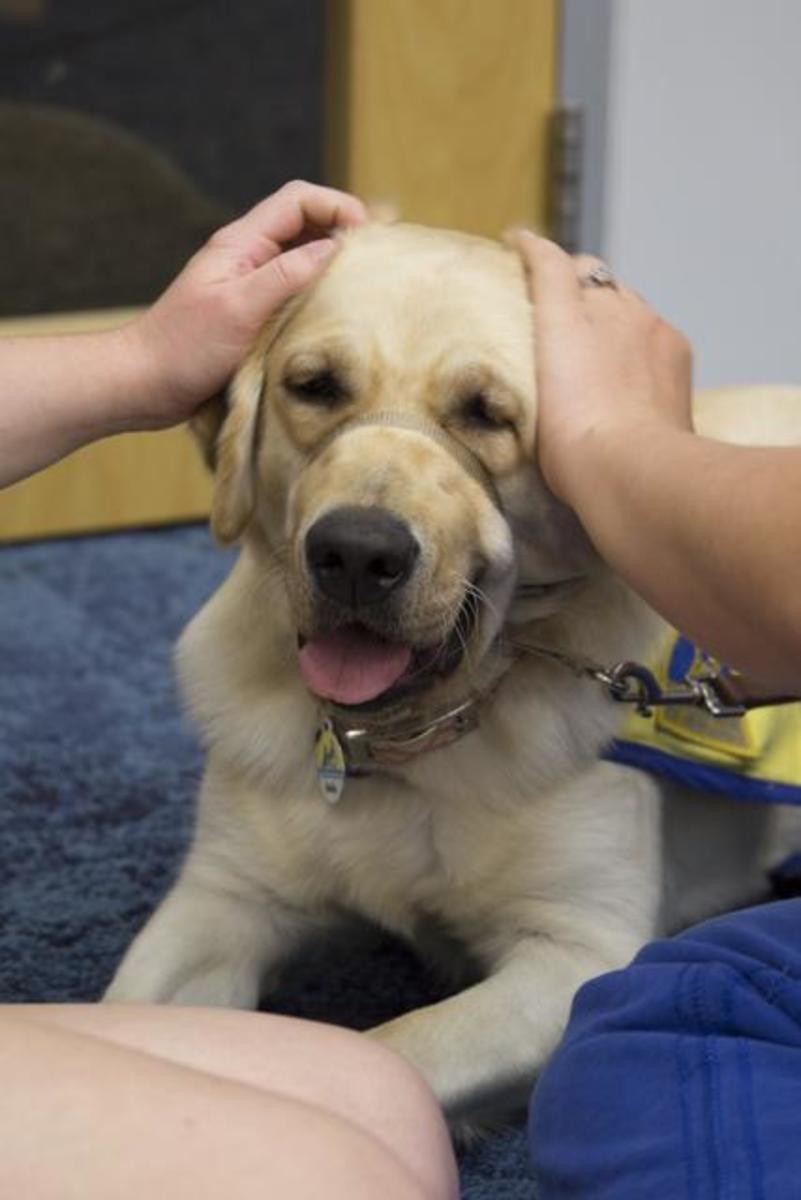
left=327, top=0, right=558, bottom=236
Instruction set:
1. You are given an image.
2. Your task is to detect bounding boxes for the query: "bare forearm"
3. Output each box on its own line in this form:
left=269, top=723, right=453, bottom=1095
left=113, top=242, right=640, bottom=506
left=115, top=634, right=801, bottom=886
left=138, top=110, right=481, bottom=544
left=566, top=426, right=801, bottom=688
left=0, top=325, right=158, bottom=487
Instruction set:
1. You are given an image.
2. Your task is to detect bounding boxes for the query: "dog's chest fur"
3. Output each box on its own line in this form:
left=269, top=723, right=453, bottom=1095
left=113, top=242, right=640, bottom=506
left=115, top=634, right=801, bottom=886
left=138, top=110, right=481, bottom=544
left=180, top=557, right=660, bottom=956
left=198, top=748, right=590, bottom=955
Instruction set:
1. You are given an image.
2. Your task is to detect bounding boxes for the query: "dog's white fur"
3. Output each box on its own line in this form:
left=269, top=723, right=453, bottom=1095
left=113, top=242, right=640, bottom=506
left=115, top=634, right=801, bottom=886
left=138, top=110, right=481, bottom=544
left=106, top=223, right=801, bottom=1126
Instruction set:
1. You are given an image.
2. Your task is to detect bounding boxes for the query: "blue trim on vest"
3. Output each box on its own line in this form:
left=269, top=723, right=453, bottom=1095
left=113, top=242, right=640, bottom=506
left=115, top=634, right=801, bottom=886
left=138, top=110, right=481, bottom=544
left=604, top=739, right=801, bottom=806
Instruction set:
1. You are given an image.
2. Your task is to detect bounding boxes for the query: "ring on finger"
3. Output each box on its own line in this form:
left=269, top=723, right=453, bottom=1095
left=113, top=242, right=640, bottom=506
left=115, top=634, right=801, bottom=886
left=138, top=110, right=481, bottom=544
left=580, top=263, right=618, bottom=290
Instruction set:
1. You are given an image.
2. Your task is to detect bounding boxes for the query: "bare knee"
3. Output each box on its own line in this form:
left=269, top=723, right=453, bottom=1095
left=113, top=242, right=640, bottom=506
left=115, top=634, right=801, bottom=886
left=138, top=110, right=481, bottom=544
left=304, top=1024, right=458, bottom=1199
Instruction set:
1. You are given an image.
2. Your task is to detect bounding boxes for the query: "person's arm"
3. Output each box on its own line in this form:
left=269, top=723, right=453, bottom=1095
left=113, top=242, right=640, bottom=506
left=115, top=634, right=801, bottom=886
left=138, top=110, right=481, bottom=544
left=0, top=181, right=366, bottom=488
left=515, top=231, right=801, bottom=692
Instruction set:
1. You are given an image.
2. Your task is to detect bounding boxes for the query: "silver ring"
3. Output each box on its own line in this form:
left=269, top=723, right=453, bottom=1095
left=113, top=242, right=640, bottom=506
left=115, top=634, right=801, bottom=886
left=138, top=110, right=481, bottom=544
left=581, top=264, right=617, bottom=290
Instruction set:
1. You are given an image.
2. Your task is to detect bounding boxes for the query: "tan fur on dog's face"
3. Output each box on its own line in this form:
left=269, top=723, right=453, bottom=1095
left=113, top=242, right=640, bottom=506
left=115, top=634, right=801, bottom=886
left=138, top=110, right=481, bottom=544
left=201, top=222, right=594, bottom=705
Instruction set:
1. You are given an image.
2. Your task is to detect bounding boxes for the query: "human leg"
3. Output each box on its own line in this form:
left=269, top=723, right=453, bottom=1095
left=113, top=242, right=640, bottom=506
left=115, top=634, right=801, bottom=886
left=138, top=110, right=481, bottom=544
left=528, top=899, right=801, bottom=1199
left=19, top=1003, right=456, bottom=1199
left=0, top=1009, right=457, bottom=1199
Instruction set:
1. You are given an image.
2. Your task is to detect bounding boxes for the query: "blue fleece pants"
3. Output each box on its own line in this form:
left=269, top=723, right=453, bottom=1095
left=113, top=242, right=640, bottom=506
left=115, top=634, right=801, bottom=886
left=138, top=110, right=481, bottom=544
left=528, top=900, right=801, bottom=1198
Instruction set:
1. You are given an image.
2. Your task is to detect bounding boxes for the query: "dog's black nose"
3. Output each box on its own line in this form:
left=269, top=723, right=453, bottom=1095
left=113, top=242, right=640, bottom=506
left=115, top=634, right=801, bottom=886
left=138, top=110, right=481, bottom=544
left=305, top=506, right=419, bottom=607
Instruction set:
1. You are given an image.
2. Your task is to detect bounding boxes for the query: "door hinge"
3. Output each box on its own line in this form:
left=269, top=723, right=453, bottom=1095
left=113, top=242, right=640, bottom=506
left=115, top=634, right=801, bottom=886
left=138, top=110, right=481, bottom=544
left=546, top=105, right=583, bottom=252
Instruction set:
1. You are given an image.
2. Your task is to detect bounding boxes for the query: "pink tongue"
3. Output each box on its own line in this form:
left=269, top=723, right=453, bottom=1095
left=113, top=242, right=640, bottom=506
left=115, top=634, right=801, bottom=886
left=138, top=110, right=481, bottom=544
left=299, top=627, right=413, bottom=705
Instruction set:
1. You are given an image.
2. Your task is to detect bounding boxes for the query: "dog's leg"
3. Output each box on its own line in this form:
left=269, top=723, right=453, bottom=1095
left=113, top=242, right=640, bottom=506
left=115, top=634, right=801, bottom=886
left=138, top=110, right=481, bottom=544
left=368, top=924, right=640, bottom=1124
left=369, top=760, right=662, bottom=1122
left=104, top=857, right=314, bottom=1008
left=105, top=759, right=327, bottom=1007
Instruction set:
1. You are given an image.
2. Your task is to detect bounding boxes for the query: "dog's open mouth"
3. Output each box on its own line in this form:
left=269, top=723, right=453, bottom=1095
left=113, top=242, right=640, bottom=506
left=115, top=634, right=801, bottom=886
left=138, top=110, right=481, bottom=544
left=298, top=597, right=478, bottom=710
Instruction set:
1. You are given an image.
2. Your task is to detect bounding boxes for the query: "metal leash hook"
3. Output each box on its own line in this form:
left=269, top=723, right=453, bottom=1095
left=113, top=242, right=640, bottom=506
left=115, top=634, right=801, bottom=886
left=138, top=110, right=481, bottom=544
left=508, top=638, right=801, bottom=718
left=600, top=661, right=670, bottom=716
left=599, top=660, right=751, bottom=718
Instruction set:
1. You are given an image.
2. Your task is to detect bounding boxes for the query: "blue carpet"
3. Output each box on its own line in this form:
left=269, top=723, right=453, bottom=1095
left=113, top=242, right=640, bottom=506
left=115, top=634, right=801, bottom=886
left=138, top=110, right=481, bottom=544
left=0, top=523, right=535, bottom=1197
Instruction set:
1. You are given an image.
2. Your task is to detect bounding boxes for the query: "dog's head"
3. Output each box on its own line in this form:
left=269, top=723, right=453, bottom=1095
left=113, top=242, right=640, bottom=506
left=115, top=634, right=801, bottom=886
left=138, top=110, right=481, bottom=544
left=195, top=222, right=596, bottom=712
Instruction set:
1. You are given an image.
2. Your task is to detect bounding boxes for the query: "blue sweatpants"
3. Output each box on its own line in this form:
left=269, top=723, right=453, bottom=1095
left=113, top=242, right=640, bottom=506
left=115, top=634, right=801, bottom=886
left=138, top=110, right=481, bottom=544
left=528, top=899, right=801, bottom=1198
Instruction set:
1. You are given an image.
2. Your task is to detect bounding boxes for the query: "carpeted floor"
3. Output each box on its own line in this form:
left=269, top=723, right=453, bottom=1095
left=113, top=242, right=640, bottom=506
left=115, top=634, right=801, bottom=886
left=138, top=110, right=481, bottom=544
left=0, top=522, right=536, bottom=1197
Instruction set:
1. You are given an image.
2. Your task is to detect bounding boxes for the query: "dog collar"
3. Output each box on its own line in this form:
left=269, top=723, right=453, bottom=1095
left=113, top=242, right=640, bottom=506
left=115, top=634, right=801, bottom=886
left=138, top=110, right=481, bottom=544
left=314, top=698, right=478, bottom=798
left=313, top=655, right=512, bottom=803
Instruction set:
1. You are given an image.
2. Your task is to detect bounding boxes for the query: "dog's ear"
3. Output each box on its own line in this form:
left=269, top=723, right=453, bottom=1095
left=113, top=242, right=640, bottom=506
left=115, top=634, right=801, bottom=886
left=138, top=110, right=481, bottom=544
left=191, top=354, right=264, bottom=545
left=191, top=290, right=311, bottom=543
left=190, top=393, right=228, bottom=472
left=191, top=292, right=305, bottom=543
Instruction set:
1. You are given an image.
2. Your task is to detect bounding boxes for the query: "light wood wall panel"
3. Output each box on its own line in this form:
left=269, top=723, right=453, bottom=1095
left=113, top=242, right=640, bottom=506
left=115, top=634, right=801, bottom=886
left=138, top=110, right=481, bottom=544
left=327, top=0, right=558, bottom=237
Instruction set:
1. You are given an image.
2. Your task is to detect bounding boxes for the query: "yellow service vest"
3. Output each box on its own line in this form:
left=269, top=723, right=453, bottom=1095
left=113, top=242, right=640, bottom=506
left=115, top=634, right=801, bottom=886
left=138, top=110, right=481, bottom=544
left=604, top=635, right=801, bottom=805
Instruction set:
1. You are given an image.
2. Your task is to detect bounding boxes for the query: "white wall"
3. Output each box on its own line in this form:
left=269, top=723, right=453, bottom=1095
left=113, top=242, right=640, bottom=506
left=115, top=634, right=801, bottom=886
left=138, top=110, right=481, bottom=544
left=600, top=0, right=801, bottom=387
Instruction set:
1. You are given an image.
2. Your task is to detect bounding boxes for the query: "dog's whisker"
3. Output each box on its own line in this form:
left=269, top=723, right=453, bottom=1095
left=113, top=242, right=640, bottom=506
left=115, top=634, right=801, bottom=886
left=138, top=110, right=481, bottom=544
left=268, top=546, right=292, bottom=573
left=255, top=560, right=290, bottom=595
left=463, top=578, right=499, bottom=627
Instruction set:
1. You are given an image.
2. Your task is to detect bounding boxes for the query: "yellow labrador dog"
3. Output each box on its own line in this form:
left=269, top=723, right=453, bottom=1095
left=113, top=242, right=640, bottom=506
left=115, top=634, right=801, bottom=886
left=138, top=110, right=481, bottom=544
left=106, top=222, right=801, bottom=1126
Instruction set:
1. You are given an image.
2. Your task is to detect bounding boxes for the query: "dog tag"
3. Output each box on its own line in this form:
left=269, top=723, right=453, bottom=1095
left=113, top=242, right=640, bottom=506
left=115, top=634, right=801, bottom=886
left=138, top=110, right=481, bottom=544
left=314, top=718, right=347, bottom=804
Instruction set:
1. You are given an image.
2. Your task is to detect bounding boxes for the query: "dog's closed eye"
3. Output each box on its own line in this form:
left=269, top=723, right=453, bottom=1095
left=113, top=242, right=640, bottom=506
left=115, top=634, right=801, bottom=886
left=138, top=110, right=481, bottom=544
left=457, top=391, right=514, bottom=433
left=285, top=369, right=349, bottom=408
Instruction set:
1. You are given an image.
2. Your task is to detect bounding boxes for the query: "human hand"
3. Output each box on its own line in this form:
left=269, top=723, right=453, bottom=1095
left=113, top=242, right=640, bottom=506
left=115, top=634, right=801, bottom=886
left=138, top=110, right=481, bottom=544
left=124, top=181, right=367, bottom=427
left=513, top=231, right=693, bottom=504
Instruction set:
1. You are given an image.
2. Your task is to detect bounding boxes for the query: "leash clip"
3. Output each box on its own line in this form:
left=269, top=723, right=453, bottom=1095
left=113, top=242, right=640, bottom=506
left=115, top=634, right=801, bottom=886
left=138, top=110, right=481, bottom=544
left=600, top=661, right=752, bottom=718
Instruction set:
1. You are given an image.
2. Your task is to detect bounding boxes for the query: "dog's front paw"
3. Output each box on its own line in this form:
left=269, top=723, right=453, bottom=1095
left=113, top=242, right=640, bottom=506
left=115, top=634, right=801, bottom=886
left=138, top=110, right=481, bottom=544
left=104, top=958, right=260, bottom=1008
left=368, top=1009, right=458, bottom=1109
left=103, top=892, right=265, bottom=1008
left=103, top=869, right=306, bottom=1008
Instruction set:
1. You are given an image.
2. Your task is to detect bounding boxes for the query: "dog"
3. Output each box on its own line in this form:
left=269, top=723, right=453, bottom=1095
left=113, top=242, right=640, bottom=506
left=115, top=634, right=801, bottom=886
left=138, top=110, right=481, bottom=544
left=106, top=221, right=801, bottom=1128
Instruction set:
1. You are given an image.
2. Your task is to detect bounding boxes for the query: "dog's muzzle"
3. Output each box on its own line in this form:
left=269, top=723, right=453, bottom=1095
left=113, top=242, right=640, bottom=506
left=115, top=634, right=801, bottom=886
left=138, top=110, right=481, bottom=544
left=303, top=411, right=501, bottom=613
left=296, top=410, right=507, bottom=713
left=309, top=410, right=502, bottom=510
